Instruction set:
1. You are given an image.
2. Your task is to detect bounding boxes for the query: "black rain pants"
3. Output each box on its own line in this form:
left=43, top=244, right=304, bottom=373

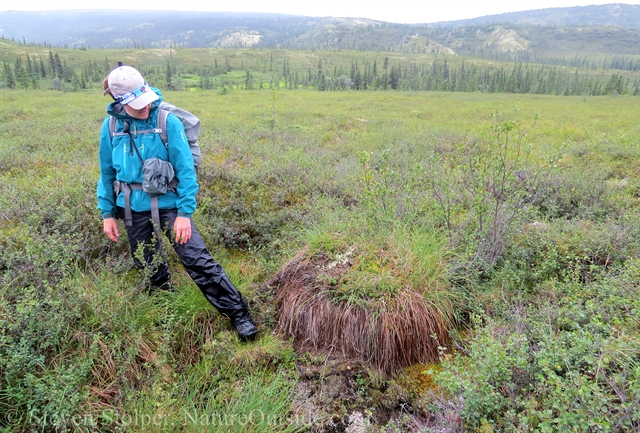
left=121, top=207, right=251, bottom=324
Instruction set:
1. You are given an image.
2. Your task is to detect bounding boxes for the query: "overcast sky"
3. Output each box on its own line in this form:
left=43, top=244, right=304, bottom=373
left=1, top=1, right=638, bottom=23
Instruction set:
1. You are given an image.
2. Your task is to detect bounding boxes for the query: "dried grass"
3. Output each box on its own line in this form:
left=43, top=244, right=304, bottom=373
left=268, top=248, right=452, bottom=376
left=171, top=309, right=221, bottom=366
left=74, top=329, right=165, bottom=406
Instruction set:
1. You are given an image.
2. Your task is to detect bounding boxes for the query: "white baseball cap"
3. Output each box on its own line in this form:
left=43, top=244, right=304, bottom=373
left=105, top=66, right=158, bottom=110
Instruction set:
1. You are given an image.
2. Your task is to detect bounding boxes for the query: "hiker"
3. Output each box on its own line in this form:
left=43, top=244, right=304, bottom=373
left=97, top=65, right=258, bottom=341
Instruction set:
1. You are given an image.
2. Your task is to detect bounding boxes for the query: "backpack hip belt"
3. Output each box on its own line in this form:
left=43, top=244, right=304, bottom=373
left=115, top=181, right=162, bottom=231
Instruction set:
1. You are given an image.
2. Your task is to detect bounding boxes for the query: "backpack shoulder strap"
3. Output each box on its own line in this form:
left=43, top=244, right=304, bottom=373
left=108, top=116, right=117, bottom=139
left=157, top=108, right=169, bottom=148
left=108, top=116, right=134, bottom=139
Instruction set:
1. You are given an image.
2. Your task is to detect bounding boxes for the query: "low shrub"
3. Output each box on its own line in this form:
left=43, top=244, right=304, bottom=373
left=0, top=168, right=125, bottom=289
left=194, top=137, right=314, bottom=252
left=528, top=167, right=620, bottom=221
left=424, top=112, right=540, bottom=277
left=496, top=218, right=633, bottom=293
left=0, top=280, right=91, bottom=431
left=432, top=263, right=640, bottom=432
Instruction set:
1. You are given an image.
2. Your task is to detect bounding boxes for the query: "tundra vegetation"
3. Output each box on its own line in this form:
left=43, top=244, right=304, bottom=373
left=0, top=41, right=639, bottom=432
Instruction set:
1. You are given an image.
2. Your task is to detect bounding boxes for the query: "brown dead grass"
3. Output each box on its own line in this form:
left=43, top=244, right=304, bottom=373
left=74, top=329, right=168, bottom=407
left=266, top=248, right=452, bottom=376
left=171, top=309, right=221, bottom=366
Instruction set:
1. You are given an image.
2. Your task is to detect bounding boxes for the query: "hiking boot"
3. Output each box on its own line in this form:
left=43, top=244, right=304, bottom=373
left=234, top=318, right=258, bottom=342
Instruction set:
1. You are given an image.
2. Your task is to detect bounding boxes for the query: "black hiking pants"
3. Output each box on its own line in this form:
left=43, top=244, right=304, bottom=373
left=122, top=207, right=251, bottom=324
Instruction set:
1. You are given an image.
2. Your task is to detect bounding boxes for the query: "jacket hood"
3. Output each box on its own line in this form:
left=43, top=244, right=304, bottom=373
left=106, top=87, right=164, bottom=120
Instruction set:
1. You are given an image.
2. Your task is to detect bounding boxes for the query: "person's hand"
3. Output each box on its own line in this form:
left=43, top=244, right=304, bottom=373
left=174, top=216, right=192, bottom=245
left=103, top=218, right=120, bottom=242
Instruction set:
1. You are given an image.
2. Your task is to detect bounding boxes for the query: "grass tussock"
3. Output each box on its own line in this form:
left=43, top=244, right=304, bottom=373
left=269, top=248, right=452, bottom=376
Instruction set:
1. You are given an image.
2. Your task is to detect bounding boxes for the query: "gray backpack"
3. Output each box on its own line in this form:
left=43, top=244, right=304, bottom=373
left=109, top=101, right=201, bottom=169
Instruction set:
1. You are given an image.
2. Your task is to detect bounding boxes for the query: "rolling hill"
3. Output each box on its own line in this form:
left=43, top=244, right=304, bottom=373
left=0, top=4, right=638, bottom=61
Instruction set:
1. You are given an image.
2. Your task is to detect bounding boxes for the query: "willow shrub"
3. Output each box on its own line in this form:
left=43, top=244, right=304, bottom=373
left=433, top=265, right=640, bottom=432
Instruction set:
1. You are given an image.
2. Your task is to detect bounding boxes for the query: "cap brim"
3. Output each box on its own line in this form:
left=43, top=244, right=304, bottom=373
left=127, top=91, right=158, bottom=109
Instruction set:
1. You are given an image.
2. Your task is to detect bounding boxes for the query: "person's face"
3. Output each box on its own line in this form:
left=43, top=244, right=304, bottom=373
left=124, top=103, right=151, bottom=120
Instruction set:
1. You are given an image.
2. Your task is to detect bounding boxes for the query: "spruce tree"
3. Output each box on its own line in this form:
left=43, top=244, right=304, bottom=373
left=53, top=53, right=63, bottom=78
left=165, top=62, right=174, bottom=90
left=244, top=70, right=253, bottom=90
left=26, top=54, right=33, bottom=77
left=16, top=65, right=29, bottom=89
left=3, top=62, right=16, bottom=89
left=39, top=57, right=46, bottom=78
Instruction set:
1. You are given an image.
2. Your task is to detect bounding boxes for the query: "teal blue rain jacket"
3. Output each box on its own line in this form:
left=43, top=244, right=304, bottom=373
left=96, top=88, right=198, bottom=219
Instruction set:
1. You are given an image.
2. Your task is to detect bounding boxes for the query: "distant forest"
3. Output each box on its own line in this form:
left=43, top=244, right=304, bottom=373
left=2, top=45, right=637, bottom=97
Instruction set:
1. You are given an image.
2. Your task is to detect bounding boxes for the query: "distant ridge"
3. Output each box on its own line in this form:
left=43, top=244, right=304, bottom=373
left=0, top=4, right=638, bottom=57
left=431, top=3, right=639, bottom=28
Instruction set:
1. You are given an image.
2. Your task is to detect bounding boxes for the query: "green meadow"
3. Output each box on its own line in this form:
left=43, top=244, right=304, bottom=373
left=1, top=88, right=639, bottom=431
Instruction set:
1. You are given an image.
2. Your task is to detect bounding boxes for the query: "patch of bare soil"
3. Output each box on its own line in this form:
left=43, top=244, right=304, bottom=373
left=287, top=357, right=463, bottom=432
left=289, top=359, right=403, bottom=432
